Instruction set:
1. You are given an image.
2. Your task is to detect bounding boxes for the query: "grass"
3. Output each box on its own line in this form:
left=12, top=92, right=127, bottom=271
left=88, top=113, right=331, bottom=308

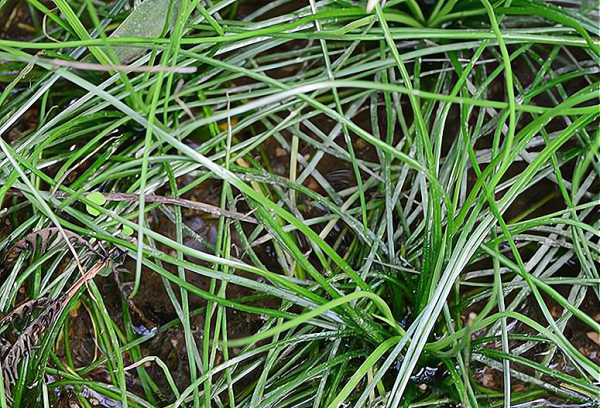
left=0, top=0, right=599, bottom=407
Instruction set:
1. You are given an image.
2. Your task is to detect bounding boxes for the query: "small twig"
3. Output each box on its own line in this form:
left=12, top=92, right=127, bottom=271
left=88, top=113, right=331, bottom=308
left=6, top=190, right=258, bottom=224
left=62, top=258, right=107, bottom=304
left=174, top=79, right=196, bottom=120
left=100, top=193, right=257, bottom=224
left=41, top=7, right=61, bottom=43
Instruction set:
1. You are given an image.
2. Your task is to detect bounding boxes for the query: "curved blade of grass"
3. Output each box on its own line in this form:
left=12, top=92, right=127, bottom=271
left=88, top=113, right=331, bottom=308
left=326, top=335, right=402, bottom=408
left=226, top=291, right=404, bottom=347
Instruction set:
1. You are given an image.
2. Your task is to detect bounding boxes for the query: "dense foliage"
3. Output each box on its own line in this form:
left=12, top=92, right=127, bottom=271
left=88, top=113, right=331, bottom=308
left=0, top=0, right=599, bottom=407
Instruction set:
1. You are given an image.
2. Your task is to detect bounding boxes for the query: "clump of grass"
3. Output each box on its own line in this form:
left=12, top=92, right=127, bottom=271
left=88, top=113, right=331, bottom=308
left=0, top=0, right=599, bottom=407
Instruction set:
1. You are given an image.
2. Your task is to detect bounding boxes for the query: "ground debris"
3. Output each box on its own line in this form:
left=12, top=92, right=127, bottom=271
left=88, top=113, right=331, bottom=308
left=2, top=227, right=96, bottom=266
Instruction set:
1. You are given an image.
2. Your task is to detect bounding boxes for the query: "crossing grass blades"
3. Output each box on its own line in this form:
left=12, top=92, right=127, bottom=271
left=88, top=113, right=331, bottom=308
left=0, top=0, right=599, bottom=407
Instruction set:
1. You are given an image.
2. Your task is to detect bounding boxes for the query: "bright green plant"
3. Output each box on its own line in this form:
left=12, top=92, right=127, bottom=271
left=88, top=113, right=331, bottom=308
left=0, top=0, right=598, bottom=407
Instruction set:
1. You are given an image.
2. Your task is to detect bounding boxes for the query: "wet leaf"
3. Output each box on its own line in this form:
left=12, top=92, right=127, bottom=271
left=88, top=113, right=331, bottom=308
left=107, top=0, right=179, bottom=63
